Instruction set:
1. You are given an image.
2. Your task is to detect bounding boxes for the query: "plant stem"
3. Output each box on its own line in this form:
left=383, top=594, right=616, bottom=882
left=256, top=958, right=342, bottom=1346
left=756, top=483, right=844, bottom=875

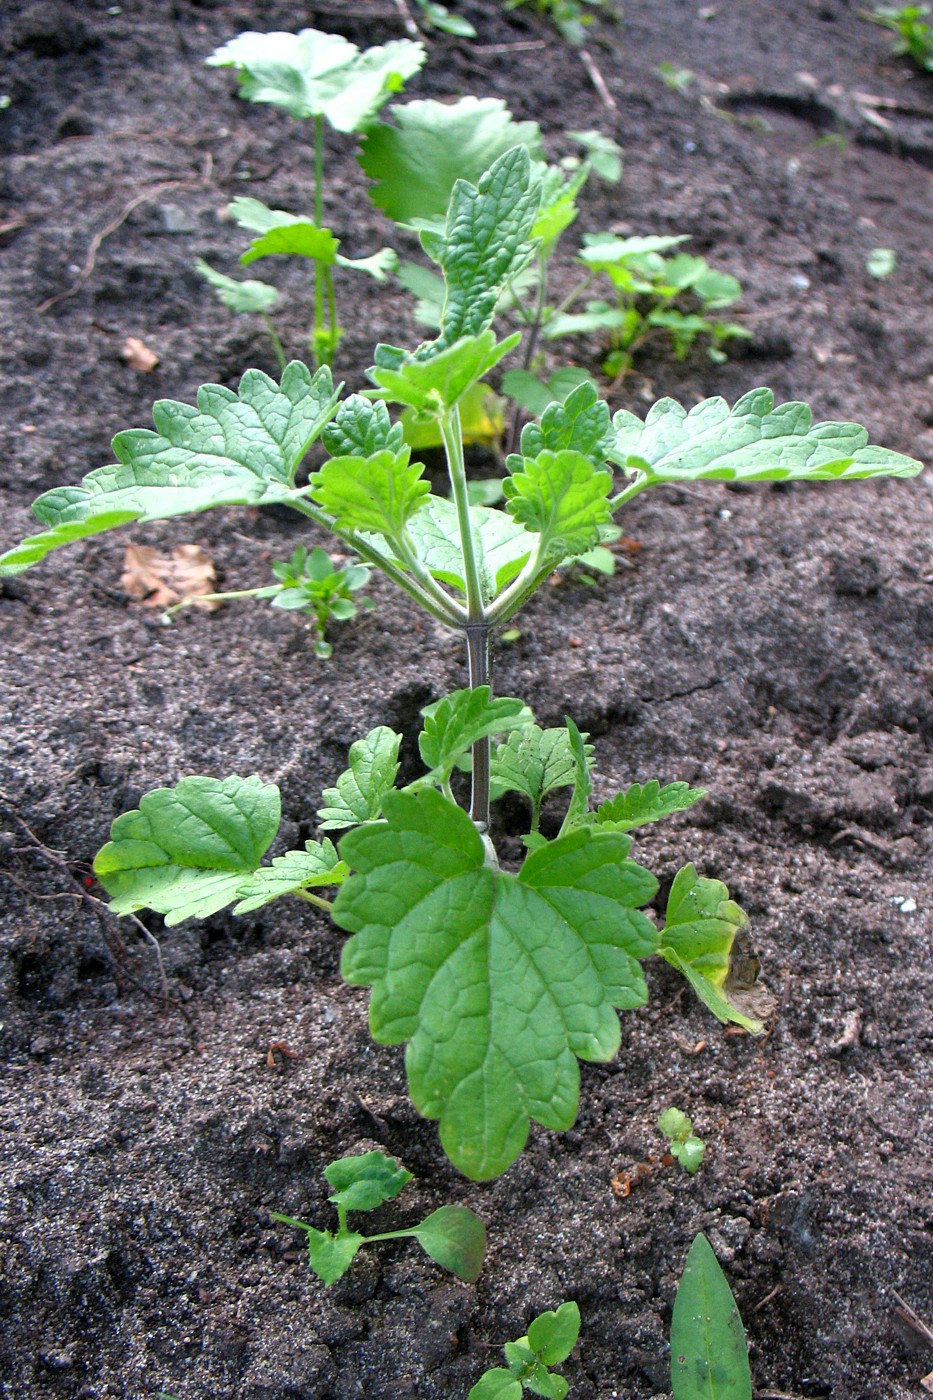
left=261, top=314, right=287, bottom=370
left=313, top=115, right=326, bottom=367
left=466, top=623, right=491, bottom=830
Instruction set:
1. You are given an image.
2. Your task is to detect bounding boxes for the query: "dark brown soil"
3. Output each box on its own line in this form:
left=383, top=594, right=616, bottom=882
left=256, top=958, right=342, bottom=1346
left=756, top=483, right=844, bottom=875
left=1, top=2, right=932, bottom=1397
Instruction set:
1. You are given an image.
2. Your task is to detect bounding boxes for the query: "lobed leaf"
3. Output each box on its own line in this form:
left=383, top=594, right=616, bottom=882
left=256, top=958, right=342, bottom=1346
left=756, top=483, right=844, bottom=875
left=322, top=395, right=404, bottom=458
left=94, top=776, right=281, bottom=926
left=369, top=331, right=520, bottom=414
left=361, top=96, right=543, bottom=229
left=671, top=1234, right=752, bottom=1400
left=509, top=379, right=612, bottom=471
left=324, top=1149, right=412, bottom=1212
left=207, top=29, right=425, bottom=131
left=607, top=387, right=924, bottom=487
left=310, top=448, right=430, bottom=538
left=491, top=725, right=592, bottom=809
left=317, top=725, right=402, bottom=830
left=0, top=363, right=340, bottom=575
left=591, top=780, right=707, bottom=832
left=334, top=790, right=659, bottom=1178
left=503, top=450, right=614, bottom=562
left=419, top=687, right=534, bottom=781
left=232, top=840, right=347, bottom=913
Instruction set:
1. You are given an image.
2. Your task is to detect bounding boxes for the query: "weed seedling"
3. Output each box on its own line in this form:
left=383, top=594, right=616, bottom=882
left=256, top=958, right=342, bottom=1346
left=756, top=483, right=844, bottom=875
left=412, top=0, right=478, bottom=36
left=671, top=1233, right=752, bottom=1399
left=868, top=4, right=933, bottom=70
left=657, top=1106, right=706, bottom=1174
left=468, top=1301, right=580, bottom=1399
left=272, top=1149, right=485, bottom=1285
left=504, top=0, right=613, bottom=46
left=1, top=147, right=922, bottom=1182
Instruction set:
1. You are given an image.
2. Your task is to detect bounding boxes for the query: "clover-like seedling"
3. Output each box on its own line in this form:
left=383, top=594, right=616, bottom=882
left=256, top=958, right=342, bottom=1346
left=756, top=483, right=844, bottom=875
left=1, top=146, right=922, bottom=1183
left=671, top=1234, right=752, bottom=1400
left=272, top=1149, right=485, bottom=1286
left=469, top=1301, right=580, bottom=1400
left=658, top=1107, right=706, bottom=1175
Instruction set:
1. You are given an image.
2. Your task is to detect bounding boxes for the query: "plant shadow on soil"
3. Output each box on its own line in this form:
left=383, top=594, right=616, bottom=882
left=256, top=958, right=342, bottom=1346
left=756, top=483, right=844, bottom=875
left=0, top=1, right=932, bottom=1397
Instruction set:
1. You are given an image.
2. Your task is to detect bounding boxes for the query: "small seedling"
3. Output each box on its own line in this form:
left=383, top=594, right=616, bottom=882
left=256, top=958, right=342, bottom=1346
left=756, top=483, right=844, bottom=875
left=272, top=1149, right=485, bottom=1285
left=412, top=0, right=478, bottom=36
left=657, top=1106, right=706, bottom=1174
left=504, top=0, right=613, bottom=45
left=671, top=1233, right=752, bottom=1400
left=469, top=1301, right=580, bottom=1399
left=868, top=4, right=933, bottom=70
left=161, top=546, right=371, bottom=659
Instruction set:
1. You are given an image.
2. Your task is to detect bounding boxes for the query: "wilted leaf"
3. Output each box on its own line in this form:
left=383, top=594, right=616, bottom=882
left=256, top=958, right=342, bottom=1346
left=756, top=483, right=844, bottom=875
left=121, top=337, right=159, bottom=373
left=121, top=543, right=218, bottom=610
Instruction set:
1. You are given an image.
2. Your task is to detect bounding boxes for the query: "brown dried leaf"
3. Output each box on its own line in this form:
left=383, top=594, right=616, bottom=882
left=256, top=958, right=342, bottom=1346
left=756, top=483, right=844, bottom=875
left=121, top=543, right=218, bottom=610
left=121, top=336, right=159, bottom=373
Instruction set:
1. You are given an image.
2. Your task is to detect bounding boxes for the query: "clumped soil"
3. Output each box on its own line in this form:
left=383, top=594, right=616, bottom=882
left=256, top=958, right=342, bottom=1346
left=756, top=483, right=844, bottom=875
left=1, top=1, right=932, bottom=1397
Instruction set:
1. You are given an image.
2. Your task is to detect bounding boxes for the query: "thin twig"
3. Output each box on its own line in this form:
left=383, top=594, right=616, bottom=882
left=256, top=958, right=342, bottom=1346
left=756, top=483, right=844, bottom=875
left=392, top=0, right=421, bottom=38
left=579, top=46, right=618, bottom=111
left=36, top=153, right=213, bottom=313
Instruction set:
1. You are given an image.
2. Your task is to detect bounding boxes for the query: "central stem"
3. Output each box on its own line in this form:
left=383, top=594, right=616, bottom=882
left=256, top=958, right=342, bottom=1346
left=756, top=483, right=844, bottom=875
left=466, top=623, right=491, bottom=830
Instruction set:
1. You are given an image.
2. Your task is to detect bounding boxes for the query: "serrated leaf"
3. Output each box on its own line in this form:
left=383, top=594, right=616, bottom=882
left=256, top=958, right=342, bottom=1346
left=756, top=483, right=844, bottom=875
left=468, top=1370, right=523, bottom=1400
left=334, top=791, right=659, bottom=1178
left=402, top=497, right=532, bottom=600
left=207, top=29, right=425, bottom=131
left=94, top=776, right=280, bottom=926
left=360, top=96, right=543, bottom=229
left=232, top=840, right=347, bottom=913
left=671, top=1234, right=752, bottom=1400
left=606, top=388, right=924, bottom=486
left=310, top=448, right=430, bottom=538
left=419, top=686, right=533, bottom=781
left=411, top=1205, right=486, bottom=1282
left=510, top=380, right=612, bottom=471
left=317, top=726, right=402, bottom=830
left=674, top=1137, right=706, bottom=1174
left=369, top=331, right=520, bottom=414
left=491, top=725, right=591, bottom=812
left=559, top=717, right=595, bottom=835
left=0, top=364, right=340, bottom=575
left=578, top=232, right=690, bottom=273
left=196, top=259, right=280, bottom=314
left=591, top=780, right=707, bottom=832
left=527, top=1302, right=581, bottom=1365
left=500, top=367, right=596, bottom=418
left=658, top=1106, right=694, bottom=1143
left=420, top=145, right=539, bottom=350
left=304, top=1227, right=365, bottom=1286
left=503, top=450, right=613, bottom=562
left=324, top=1149, right=412, bottom=1212
left=322, top=395, right=404, bottom=457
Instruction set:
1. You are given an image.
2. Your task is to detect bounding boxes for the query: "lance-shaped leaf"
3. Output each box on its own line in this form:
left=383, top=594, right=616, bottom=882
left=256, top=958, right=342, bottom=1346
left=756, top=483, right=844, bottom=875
left=334, top=791, right=659, bottom=1179
left=419, top=687, right=534, bottom=783
left=232, top=840, right=347, bottom=914
left=369, top=332, right=520, bottom=415
left=207, top=29, right=425, bottom=132
left=503, top=450, right=614, bottom=562
left=310, top=448, right=430, bottom=538
left=317, top=726, right=402, bottom=831
left=606, top=387, right=924, bottom=487
left=660, top=864, right=768, bottom=1034
left=671, top=1234, right=752, bottom=1400
left=196, top=259, right=280, bottom=314
left=419, top=146, right=539, bottom=351
left=591, top=780, right=707, bottom=832
left=507, top=379, right=612, bottom=473
left=0, top=364, right=340, bottom=576
left=403, top=498, right=532, bottom=601
left=94, top=776, right=281, bottom=925
left=322, top=395, right=404, bottom=458
left=360, top=96, right=544, bottom=229
left=324, top=1149, right=412, bottom=1212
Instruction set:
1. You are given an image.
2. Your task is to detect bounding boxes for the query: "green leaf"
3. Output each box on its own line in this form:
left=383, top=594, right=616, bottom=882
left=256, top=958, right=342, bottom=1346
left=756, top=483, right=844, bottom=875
left=500, top=367, right=596, bottom=418
left=568, top=128, right=624, bottom=182
left=324, top=1149, right=412, bottom=1212
left=232, top=840, right=347, bottom=913
left=322, top=395, right=404, bottom=457
left=360, top=96, right=543, bottom=229
left=94, top=776, right=280, bottom=926
left=196, top=259, right=280, bottom=314
left=419, top=687, right=533, bottom=781
left=674, top=1137, right=706, bottom=1174
left=411, top=1204, right=486, bottom=1282
left=317, top=725, right=402, bottom=830
left=578, top=232, right=690, bottom=274
left=310, top=448, right=430, bottom=538
left=607, top=388, right=924, bottom=487
left=526, top=1371, right=568, bottom=1400
left=403, top=497, right=532, bottom=600
left=421, top=145, right=539, bottom=350
left=505, top=1341, right=537, bottom=1372
left=504, top=450, right=613, bottom=562
left=0, top=363, right=340, bottom=575
left=400, top=382, right=504, bottom=451
left=206, top=29, right=425, bottom=131
left=591, top=780, right=707, bottom=832
left=369, top=331, right=520, bottom=414
left=658, top=1106, right=694, bottom=1143
left=240, top=218, right=340, bottom=268
left=468, top=1371, right=523, bottom=1400
left=334, top=791, right=659, bottom=1178
left=671, top=1234, right=752, bottom=1400
left=660, top=865, right=764, bottom=1034
left=336, top=246, right=398, bottom=282
left=491, top=726, right=590, bottom=808
left=509, top=380, right=611, bottom=471
left=527, top=1302, right=581, bottom=1365
left=559, top=717, right=595, bottom=835
left=302, top=1226, right=365, bottom=1286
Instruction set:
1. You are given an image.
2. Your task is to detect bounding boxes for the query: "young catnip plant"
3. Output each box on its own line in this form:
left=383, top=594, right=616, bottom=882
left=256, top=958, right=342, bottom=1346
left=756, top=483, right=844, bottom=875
left=271, top=1149, right=485, bottom=1286
left=200, top=29, right=425, bottom=365
left=1, top=148, right=921, bottom=1181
